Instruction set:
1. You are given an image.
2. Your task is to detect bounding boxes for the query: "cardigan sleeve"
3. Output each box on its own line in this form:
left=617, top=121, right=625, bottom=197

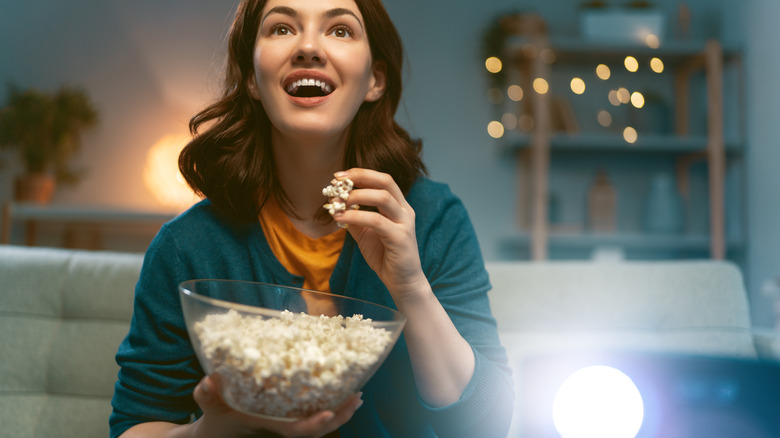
left=109, top=226, right=203, bottom=438
left=411, top=182, right=515, bottom=438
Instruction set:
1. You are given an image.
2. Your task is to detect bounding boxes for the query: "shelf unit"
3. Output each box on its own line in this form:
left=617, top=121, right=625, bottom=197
left=498, top=35, right=744, bottom=261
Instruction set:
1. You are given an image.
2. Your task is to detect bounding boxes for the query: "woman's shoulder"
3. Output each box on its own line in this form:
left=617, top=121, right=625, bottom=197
left=406, top=176, right=462, bottom=212
left=157, top=199, right=251, bottom=247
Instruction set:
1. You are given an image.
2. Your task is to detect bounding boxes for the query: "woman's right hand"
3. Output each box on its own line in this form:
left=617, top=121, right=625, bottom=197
left=192, top=374, right=362, bottom=438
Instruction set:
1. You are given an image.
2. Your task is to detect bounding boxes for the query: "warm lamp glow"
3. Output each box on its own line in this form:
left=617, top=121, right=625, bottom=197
left=143, top=134, right=200, bottom=211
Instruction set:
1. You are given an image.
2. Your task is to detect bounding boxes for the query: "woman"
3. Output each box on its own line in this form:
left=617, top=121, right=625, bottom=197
left=110, top=0, right=514, bottom=436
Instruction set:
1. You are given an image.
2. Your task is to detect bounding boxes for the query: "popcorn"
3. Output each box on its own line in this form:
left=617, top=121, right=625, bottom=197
left=322, top=177, right=359, bottom=227
left=193, top=309, right=392, bottom=418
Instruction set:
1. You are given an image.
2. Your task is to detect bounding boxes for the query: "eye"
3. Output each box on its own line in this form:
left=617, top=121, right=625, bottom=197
left=270, top=24, right=294, bottom=36
left=329, top=25, right=353, bottom=38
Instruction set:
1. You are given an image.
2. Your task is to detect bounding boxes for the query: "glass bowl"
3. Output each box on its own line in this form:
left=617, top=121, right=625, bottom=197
left=179, top=279, right=406, bottom=420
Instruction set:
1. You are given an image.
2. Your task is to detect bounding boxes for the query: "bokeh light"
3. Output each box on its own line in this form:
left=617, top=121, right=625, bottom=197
left=617, top=88, right=631, bottom=104
left=501, top=112, right=518, bottom=130
left=485, top=56, right=503, bottom=74
left=570, top=77, right=586, bottom=95
left=596, top=64, right=611, bottom=80
left=631, top=92, right=645, bottom=108
left=487, top=121, right=505, bottom=138
left=624, top=56, right=639, bottom=73
left=645, top=34, right=660, bottom=49
left=650, top=57, right=664, bottom=73
left=507, top=85, right=524, bottom=102
left=597, top=110, right=613, bottom=127
left=533, top=78, right=550, bottom=94
left=623, top=127, right=638, bottom=144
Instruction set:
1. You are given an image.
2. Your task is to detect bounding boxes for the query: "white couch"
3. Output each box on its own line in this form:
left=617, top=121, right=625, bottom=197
left=0, top=245, right=759, bottom=437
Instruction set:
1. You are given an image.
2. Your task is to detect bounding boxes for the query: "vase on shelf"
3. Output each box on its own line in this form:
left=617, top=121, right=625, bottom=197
left=643, top=172, right=684, bottom=234
left=587, top=169, right=617, bottom=233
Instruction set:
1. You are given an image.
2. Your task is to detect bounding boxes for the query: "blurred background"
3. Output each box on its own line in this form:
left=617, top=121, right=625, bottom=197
left=1, top=0, right=778, bottom=327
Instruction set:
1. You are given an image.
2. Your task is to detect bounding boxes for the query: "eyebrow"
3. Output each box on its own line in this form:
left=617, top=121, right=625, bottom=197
left=261, top=6, right=364, bottom=31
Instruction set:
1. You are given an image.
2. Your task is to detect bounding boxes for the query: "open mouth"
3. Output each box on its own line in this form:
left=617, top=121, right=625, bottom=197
left=285, top=78, right=334, bottom=98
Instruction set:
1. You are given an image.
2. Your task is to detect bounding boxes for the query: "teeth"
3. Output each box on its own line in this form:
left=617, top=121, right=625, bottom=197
left=286, top=78, right=332, bottom=95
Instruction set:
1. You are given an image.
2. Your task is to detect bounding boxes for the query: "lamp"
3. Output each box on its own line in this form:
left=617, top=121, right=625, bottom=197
left=143, top=134, right=199, bottom=211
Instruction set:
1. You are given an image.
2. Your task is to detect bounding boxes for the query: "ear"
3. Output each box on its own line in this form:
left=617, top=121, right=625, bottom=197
left=247, top=73, right=262, bottom=100
left=364, top=61, right=386, bottom=103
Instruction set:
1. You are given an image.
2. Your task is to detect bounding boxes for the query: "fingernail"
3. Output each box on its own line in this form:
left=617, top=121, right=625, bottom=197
left=323, top=412, right=335, bottom=422
left=334, top=171, right=348, bottom=179
left=200, top=379, right=211, bottom=395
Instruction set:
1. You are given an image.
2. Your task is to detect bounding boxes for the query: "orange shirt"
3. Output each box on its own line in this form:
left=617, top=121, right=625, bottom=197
left=259, top=198, right=345, bottom=316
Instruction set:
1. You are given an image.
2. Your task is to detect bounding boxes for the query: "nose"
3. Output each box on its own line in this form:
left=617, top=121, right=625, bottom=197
left=293, top=33, right=325, bottom=64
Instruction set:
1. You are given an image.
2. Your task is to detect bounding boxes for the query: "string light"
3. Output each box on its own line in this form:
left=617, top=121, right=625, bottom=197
left=631, top=92, right=645, bottom=109
left=485, top=56, right=503, bottom=74
left=650, top=57, right=664, bottom=73
left=623, top=127, right=638, bottom=144
left=533, top=78, right=550, bottom=94
left=507, top=85, right=524, bottom=102
left=596, top=64, right=611, bottom=80
left=624, top=56, right=639, bottom=73
left=570, top=78, right=586, bottom=95
left=487, top=121, right=505, bottom=138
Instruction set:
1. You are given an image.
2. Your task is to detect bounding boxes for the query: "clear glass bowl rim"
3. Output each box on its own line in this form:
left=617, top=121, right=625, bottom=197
left=178, top=278, right=407, bottom=329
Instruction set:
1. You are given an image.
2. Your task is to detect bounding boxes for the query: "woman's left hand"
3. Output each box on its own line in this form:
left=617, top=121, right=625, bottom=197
left=329, top=168, right=426, bottom=302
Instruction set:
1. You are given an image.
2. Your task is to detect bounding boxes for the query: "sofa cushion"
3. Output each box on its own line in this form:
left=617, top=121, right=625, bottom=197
left=488, top=260, right=752, bottom=332
left=0, top=394, right=111, bottom=438
left=0, top=245, right=144, bottom=438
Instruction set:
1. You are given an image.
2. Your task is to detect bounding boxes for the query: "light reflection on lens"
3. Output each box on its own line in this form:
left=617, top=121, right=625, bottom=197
left=553, top=365, right=644, bottom=438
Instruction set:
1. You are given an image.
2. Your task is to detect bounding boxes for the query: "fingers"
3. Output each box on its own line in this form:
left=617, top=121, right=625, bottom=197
left=193, top=374, right=228, bottom=413
left=331, top=169, right=411, bottom=227
left=336, top=168, right=406, bottom=205
left=281, top=393, right=364, bottom=438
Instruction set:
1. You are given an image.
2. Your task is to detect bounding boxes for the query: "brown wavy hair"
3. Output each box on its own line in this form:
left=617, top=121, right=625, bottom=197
left=179, top=0, right=426, bottom=224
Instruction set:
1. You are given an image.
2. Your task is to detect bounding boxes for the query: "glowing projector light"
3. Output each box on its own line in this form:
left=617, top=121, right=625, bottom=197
left=552, top=365, right=644, bottom=438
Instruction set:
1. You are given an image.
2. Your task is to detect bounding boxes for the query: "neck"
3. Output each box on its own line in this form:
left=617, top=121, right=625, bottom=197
left=271, top=129, right=347, bottom=223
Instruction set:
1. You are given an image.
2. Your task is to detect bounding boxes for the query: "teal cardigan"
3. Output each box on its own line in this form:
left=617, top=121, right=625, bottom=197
left=110, top=177, right=514, bottom=437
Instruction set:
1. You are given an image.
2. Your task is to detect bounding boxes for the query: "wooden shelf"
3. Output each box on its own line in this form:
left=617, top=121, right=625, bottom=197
left=506, top=37, right=743, bottom=64
left=505, top=132, right=744, bottom=154
left=500, top=33, right=739, bottom=261
left=501, top=231, right=745, bottom=254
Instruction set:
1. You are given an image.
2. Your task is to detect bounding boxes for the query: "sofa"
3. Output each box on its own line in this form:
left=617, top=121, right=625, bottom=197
left=0, top=244, right=763, bottom=437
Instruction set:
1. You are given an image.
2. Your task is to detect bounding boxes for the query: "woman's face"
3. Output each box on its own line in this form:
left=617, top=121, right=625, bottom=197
left=248, top=0, right=385, bottom=143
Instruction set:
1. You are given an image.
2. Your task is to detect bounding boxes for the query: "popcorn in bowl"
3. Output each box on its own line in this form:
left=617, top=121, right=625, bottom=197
left=195, top=309, right=391, bottom=418
left=179, top=280, right=406, bottom=420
